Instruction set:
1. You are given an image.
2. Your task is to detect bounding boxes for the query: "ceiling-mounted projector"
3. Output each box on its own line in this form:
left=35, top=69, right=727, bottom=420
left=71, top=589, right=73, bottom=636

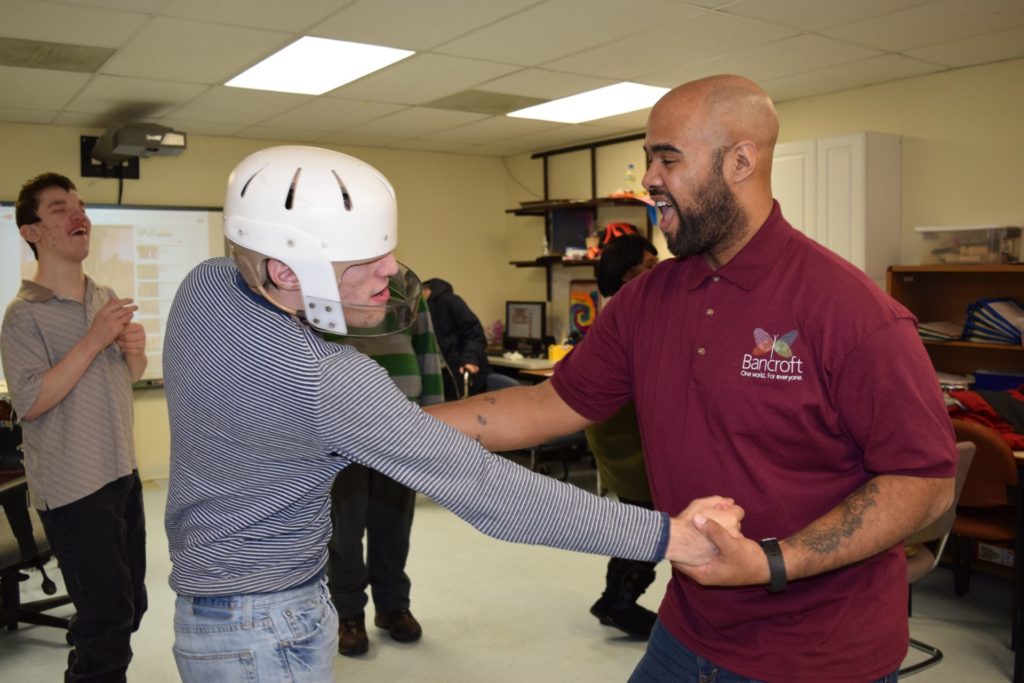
left=91, top=123, right=187, bottom=165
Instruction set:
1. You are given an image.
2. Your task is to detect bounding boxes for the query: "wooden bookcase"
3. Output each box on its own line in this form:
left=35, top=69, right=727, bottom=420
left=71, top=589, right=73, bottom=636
left=887, top=264, right=1024, bottom=376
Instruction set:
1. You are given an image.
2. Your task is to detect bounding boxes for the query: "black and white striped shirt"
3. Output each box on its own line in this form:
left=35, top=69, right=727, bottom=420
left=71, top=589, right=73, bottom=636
left=164, top=258, right=668, bottom=596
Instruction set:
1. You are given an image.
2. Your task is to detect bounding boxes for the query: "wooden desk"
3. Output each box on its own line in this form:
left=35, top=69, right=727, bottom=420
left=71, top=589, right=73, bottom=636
left=487, top=355, right=556, bottom=371
left=518, top=368, right=554, bottom=382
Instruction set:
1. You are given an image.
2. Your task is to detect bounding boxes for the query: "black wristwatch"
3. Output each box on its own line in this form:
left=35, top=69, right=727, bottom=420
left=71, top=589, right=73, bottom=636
left=758, top=537, right=787, bottom=593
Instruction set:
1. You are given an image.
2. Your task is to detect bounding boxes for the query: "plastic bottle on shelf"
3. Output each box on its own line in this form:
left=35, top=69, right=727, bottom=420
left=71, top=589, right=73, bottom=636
left=623, top=163, right=637, bottom=194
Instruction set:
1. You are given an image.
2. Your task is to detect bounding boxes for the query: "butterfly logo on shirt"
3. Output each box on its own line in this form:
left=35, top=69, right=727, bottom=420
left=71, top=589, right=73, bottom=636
left=752, top=328, right=798, bottom=358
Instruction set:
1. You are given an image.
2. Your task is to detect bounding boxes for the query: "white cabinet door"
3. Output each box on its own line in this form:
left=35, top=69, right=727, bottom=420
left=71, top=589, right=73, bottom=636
left=773, top=132, right=901, bottom=286
left=771, top=139, right=816, bottom=239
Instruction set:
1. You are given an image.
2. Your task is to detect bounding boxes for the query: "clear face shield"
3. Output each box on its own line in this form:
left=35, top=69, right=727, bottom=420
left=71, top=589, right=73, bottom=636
left=328, top=261, right=422, bottom=338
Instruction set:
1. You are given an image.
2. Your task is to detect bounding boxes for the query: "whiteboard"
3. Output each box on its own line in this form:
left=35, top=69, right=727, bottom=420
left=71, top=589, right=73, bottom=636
left=0, top=202, right=222, bottom=382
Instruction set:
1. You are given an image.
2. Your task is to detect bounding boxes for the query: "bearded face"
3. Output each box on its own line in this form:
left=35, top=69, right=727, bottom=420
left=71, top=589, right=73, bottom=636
left=658, top=148, right=746, bottom=260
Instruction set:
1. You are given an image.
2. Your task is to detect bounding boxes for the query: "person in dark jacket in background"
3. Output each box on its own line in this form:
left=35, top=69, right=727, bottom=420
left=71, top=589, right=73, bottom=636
left=423, top=278, right=492, bottom=400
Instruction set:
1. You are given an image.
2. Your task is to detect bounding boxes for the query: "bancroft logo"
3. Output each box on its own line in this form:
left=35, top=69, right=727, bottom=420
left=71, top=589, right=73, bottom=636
left=740, top=328, right=804, bottom=382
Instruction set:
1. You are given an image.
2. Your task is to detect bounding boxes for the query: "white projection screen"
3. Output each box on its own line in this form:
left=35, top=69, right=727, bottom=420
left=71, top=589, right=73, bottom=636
left=0, top=202, right=223, bottom=382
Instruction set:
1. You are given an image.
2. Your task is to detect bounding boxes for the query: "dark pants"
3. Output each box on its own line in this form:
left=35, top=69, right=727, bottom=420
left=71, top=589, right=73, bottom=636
left=630, top=620, right=899, bottom=683
left=38, top=471, right=147, bottom=683
left=327, top=463, right=415, bottom=618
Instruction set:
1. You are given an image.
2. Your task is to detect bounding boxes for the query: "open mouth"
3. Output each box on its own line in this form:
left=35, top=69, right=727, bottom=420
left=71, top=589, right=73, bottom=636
left=369, top=285, right=391, bottom=304
left=653, top=198, right=676, bottom=231
left=70, top=226, right=88, bottom=237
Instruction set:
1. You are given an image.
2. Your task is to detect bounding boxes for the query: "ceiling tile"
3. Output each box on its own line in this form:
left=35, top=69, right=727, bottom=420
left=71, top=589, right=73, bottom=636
left=233, top=126, right=329, bottom=143
left=166, top=86, right=311, bottom=125
left=822, top=0, right=1024, bottom=51
left=0, top=0, right=148, bottom=48
left=459, top=142, right=536, bottom=156
left=317, top=131, right=405, bottom=147
left=57, top=0, right=165, bottom=10
left=308, top=0, right=542, bottom=51
left=259, top=98, right=407, bottom=131
left=0, top=65, right=90, bottom=109
left=584, top=109, right=650, bottom=130
left=51, top=111, right=113, bottom=127
left=159, top=0, right=348, bottom=32
left=424, top=116, right=562, bottom=144
left=66, top=75, right=209, bottom=120
left=903, top=25, right=1024, bottom=67
left=0, top=106, right=58, bottom=124
left=99, top=16, right=290, bottom=83
left=344, top=107, right=490, bottom=138
left=640, top=34, right=882, bottom=87
left=155, top=119, right=248, bottom=137
left=500, top=123, right=625, bottom=154
left=332, top=54, right=521, bottom=105
left=476, top=68, right=615, bottom=99
left=434, top=0, right=703, bottom=66
left=401, top=139, right=473, bottom=153
left=721, top=0, right=934, bottom=31
left=762, top=54, right=945, bottom=102
left=548, top=11, right=799, bottom=80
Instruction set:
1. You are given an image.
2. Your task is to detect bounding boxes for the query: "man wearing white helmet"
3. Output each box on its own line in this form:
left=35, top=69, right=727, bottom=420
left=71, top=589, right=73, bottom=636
left=162, top=145, right=743, bottom=682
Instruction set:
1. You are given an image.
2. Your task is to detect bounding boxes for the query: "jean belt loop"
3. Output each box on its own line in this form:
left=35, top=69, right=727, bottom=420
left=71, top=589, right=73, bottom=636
left=242, top=593, right=253, bottom=628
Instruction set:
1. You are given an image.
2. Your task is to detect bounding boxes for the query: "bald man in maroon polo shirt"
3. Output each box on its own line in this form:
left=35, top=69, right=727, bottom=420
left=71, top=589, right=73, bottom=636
left=428, top=75, right=956, bottom=682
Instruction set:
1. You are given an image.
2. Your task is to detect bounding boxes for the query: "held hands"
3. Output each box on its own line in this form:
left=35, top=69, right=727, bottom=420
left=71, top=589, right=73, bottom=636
left=671, top=516, right=773, bottom=588
left=116, top=322, right=147, bottom=357
left=87, top=298, right=137, bottom=352
left=460, top=363, right=480, bottom=375
left=665, top=496, right=744, bottom=567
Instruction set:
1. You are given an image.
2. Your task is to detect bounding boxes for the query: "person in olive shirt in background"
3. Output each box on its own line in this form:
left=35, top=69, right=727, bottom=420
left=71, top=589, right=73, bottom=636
left=325, top=293, right=444, bottom=656
left=586, top=233, right=660, bottom=638
left=422, top=278, right=492, bottom=400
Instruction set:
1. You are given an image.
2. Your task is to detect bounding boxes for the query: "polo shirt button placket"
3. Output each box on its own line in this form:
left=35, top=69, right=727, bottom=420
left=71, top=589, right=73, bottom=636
left=697, top=347, right=706, bottom=356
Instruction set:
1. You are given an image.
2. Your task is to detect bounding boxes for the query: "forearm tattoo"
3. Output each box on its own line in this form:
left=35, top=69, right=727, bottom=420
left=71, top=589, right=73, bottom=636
left=793, top=481, right=880, bottom=555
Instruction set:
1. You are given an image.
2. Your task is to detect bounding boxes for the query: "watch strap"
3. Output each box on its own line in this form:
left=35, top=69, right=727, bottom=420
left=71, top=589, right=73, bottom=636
left=759, top=537, right=787, bottom=593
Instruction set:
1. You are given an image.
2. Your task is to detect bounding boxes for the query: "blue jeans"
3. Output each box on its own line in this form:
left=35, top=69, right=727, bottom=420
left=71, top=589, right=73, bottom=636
left=173, top=574, right=338, bottom=683
left=629, top=620, right=899, bottom=683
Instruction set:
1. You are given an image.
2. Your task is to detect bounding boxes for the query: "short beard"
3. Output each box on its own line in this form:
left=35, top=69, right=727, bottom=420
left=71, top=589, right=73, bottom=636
left=665, top=149, right=746, bottom=259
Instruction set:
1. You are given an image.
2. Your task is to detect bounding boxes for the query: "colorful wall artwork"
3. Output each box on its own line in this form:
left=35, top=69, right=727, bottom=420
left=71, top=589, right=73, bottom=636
left=569, top=279, right=600, bottom=337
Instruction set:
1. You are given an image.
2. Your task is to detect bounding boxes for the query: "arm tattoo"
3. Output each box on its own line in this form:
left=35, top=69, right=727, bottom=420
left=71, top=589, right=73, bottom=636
left=476, top=414, right=486, bottom=425
left=483, top=396, right=496, bottom=404
left=793, top=481, right=880, bottom=555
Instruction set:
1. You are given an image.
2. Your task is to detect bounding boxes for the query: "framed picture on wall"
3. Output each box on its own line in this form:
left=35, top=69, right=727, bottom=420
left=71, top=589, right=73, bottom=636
left=569, top=280, right=600, bottom=337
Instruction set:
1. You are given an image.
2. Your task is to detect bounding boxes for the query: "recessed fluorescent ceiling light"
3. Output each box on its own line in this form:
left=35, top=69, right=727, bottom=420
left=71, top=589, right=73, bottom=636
left=226, top=36, right=414, bottom=96
left=507, top=82, right=669, bottom=124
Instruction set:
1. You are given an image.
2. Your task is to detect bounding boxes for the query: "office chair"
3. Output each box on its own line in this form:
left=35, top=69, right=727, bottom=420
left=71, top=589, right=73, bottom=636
left=899, top=441, right=975, bottom=676
left=484, top=373, right=592, bottom=488
left=0, top=475, right=73, bottom=634
left=948, top=418, right=1017, bottom=597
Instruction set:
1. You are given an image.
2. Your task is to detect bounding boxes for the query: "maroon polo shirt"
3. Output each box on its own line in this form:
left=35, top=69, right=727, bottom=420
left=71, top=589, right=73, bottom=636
left=553, top=202, right=956, bottom=682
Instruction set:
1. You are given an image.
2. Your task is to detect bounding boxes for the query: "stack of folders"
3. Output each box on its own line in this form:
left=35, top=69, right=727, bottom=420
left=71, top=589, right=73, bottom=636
left=964, top=297, right=1024, bottom=344
left=918, top=321, right=964, bottom=342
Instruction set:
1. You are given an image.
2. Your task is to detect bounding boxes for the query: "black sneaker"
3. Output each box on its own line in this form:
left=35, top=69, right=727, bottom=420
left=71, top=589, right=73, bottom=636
left=374, top=608, right=422, bottom=643
left=338, top=614, right=369, bottom=656
left=590, top=598, right=657, bottom=638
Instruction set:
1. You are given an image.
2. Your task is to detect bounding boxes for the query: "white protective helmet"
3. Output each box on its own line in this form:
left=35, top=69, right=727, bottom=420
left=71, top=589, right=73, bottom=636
left=224, top=145, right=419, bottom=335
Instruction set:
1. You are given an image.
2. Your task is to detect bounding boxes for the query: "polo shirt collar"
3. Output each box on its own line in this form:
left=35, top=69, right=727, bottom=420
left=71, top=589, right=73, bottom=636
left=17, top=275, right=97, bottom=303
left=681, top=200, right=793, bottom=292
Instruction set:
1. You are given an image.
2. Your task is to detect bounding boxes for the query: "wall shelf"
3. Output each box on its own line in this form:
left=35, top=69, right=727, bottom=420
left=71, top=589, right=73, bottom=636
left=887, top=264, right=1024, bottom=376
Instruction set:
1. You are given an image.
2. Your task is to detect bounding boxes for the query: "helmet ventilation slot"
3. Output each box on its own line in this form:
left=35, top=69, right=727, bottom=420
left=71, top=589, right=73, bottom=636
left=332, top=170, right=353, bottom=211
left=285, top=168, right=302, bottom=209
left=239, top=168, right=262, bottom=197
